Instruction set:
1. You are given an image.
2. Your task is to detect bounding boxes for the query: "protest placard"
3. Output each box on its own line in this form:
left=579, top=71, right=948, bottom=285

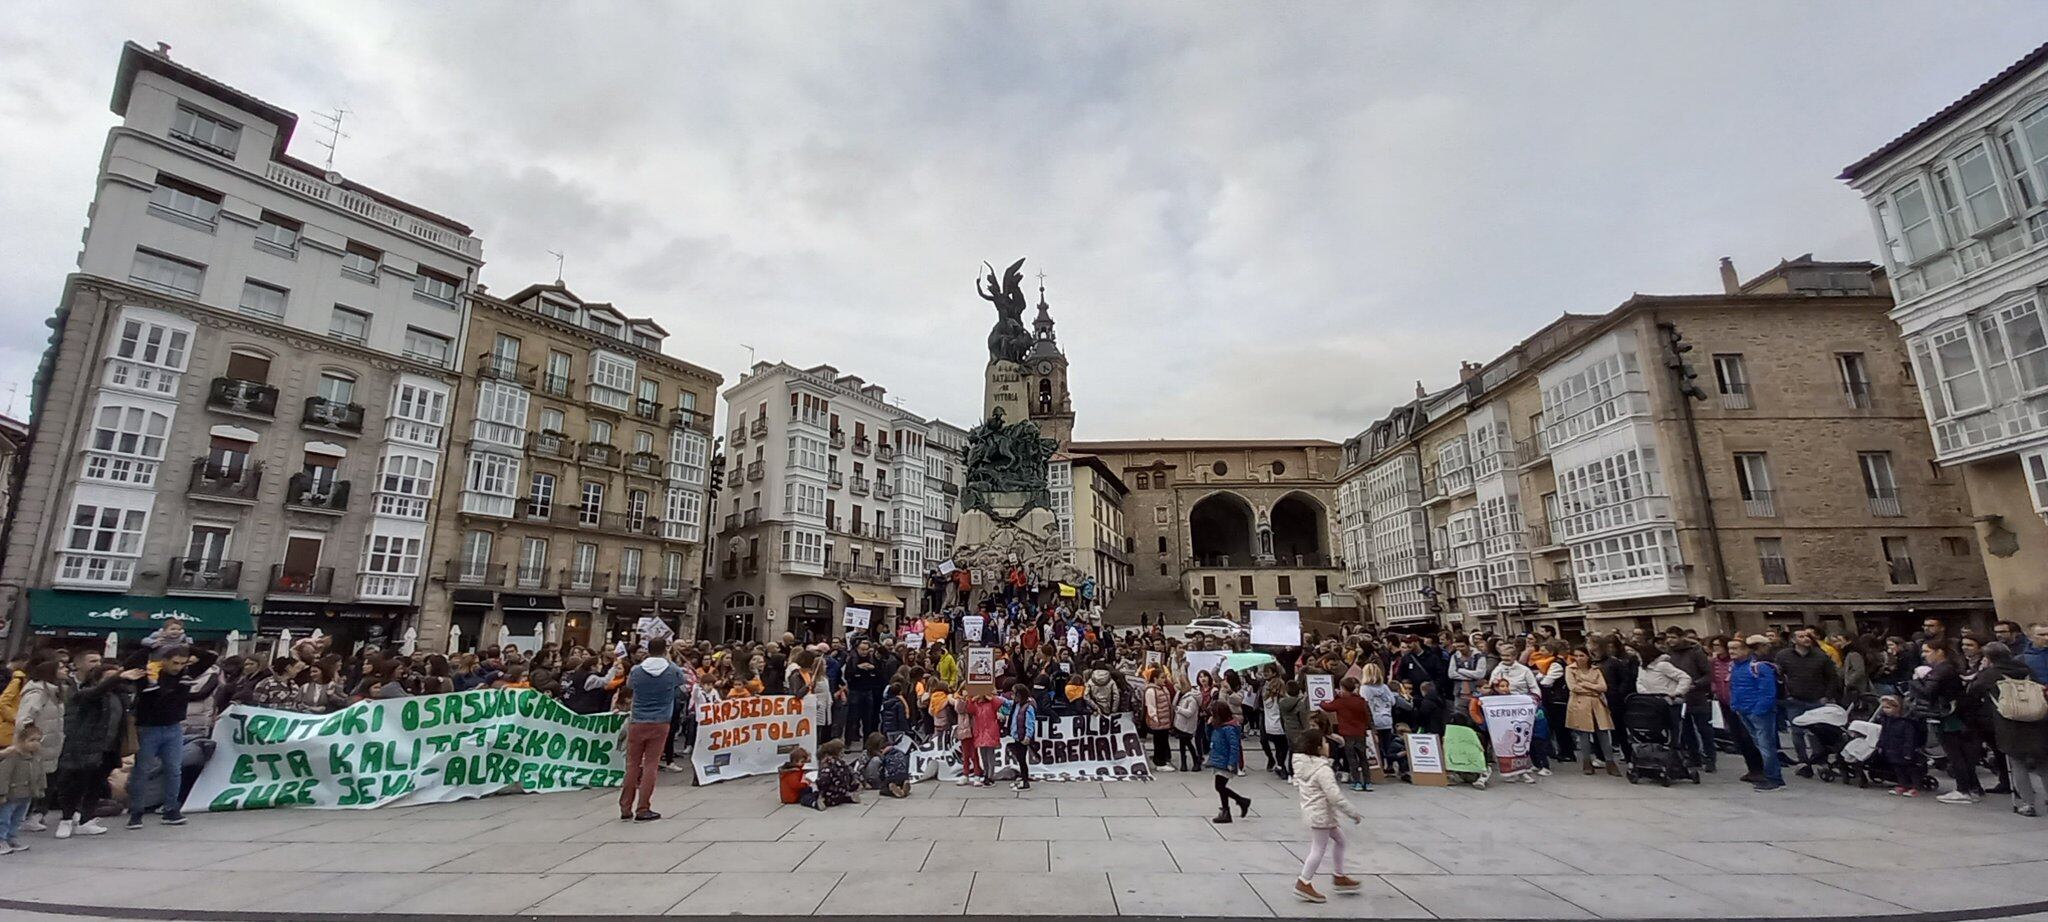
left=187, top=689, right=626, bottom=812
left=1144, top=650, right=1163, bottom=668
left=1479, top=695, right=1540, bottom=777
left=964, top=646, right=996, bottom=696
left=1248, top=609, right=1301, bottom=646
left=1305, top=673, right=1335, bottom=710
left=843, top=606, right=872, bottom=630
left=1405, top=732, right=1448, bottom=786
left=692, top=695, right=815, bottom=785
left=1183, top=651, right=1227, bottom=686
left=904, top=631, right=925, bottom=650
left=962, top=614, right=985, bottom=643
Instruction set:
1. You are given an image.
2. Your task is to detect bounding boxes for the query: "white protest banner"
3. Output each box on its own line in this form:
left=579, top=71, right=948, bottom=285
left=1249, top=609, right=1301, bottom=647
left=904, top=631, right=925, bottom=650
left=1305, top=674, right=1335, bottom=710
left=962, top=615, right=985, bottom=641
left=843, top=606, right=872, bottom=630
left=1478, top=695, right=1540, bottom=777
left=692, top=695, right=815, bottom=785
left=1184, top=651, right=1227, bottom=686
left=910, top=713, right=1148, bottom=783
left=187, top=689, right=626, bottom=812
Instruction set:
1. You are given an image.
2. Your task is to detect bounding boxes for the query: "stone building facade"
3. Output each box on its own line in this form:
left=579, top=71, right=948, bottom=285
left=419, top=284, right=720, bottom=652
left=1344, top=256, right=1992, bottom=638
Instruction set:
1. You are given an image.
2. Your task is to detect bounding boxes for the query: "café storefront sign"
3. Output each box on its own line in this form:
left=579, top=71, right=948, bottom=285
left=29, top=589, right=254, bottom=637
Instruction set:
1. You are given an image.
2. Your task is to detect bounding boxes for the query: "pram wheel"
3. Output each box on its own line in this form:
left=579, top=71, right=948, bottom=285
left=1855, top=773, right=1869, bottom=789
left=1690, top=770, right=1701, bottom=784
left=1626, top=770, right=1639, bottom=785
left=1817, top=768, right=1836, bottom=783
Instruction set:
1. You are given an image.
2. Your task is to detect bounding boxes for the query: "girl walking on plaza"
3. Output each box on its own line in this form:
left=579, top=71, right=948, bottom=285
left=1208, top=700, right=1251, bottom=823
left=1288, top=731, right=1361, bottom=903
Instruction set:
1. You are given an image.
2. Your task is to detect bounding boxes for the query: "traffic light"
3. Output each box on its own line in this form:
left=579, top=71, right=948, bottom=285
left=1659, top=323, right=1709, bottom=402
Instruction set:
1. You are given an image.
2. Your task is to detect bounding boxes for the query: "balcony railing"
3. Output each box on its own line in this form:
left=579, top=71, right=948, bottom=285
left=655, top=578, right=687, bottom=599
left=1186, top=554, right=1344, bottom=569
left=1719, top=383, right=1752, bottom=410
left=634, top=398, right=663, bottom=422
left=628, top=451, right=662, bottom=477
left=850, top=476, right=870, bottom=495
left=746, top=460, right=764, bottom=482
left=269, top=565, right=334, bottom=597
left=476, top=354, right=537, bottom=388
left=208, top=377, right=278, bottom=417
left=1887, top=557, right=1919, bottom=587
left=830, top=430, right=846, bottom=449
left=166, top=558, right=241, bottom=593
left=830, top=562, right=893, bottom=582
left=730, top=426, right=747, bottom=446
left=540, top=373, right=572, bottom=399
left=581, top=442, right=619, bottom=467
left=1868, top=492, right=1904, bottom=517
left=1541, top=577, right=1576, bottom=604
left=1515, top=435, right=1548, bottom=467
left=670, top=407, right=712, bottom=432
left=851, top=437, right=871, bottom=456
left=190, top=458, right=262, bottom=502
left=529, top=430, right=575, bottom=460
left=742, top=508, right=760, bottom=527
left=1760, top=556, right=1791, bottom=585
left=286, top=472, right=350, bottom=512
left=444, top=560, right=506, bottom=587
left=874, top=481, right=895, bottom=499
left=561, top=569, right=612, bottom=594
left=615, top=575, right=648, bottom=598
left=1741, top=490, right=1776, bottom=517
left=749, top=418, right=767, bottom=437
left=875, top=444, right=897, bottom=462
left=724, top=512, right=742, bottom=530
left=301, top=396, right=365, bottom=433
left=829, top=471, right=844, bottom=488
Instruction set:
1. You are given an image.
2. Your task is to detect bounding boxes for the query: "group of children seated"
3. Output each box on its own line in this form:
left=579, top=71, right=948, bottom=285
left=777, top=732, right=913, bottom=810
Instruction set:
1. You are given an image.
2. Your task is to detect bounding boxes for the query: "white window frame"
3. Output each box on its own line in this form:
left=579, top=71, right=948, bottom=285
left=129, top=249, right=204, bottom=298
left=375, top=449, right=437, bottom=519
left=171, top=105, right=240, bottom=155
left=237, top=279, right=288, bottom=319
left=403, top=328, right=452, bottom=366
left=329, top=306, right=371, bottom=344
left=81, top=398, right=171, bottom=487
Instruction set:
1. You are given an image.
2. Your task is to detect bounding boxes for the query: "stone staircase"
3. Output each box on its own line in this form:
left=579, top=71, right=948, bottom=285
left=1101, top=587, right=1198, bottom=626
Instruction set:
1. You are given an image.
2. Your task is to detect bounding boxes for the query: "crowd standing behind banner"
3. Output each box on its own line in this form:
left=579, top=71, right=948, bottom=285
left=0, top=600, right=2045, bottom=902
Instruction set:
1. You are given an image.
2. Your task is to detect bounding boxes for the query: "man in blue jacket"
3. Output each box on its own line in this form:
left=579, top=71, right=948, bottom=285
left=2013, top=623, right=2048, bottom=685
left=1727, top=636, right=1784, bottom=792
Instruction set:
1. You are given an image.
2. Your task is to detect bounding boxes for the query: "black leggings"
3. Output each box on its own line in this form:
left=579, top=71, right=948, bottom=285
left=1214, top=772, right=1246, bottom=809
left=52, top=765, right=112, bottom=821
left=1150, top=728, right=1172, bottom=767
left=1265, top=732, right=1292, bottom=778
left=1941, top=728, right=1984, bottom=795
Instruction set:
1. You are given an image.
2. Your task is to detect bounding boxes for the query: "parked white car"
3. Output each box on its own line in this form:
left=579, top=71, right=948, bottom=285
left=1160, top=617, right=1248, bottom=641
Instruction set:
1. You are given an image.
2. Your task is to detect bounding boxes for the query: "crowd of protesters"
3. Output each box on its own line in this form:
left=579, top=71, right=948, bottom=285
left=1, top=602, right=2043, bottom=900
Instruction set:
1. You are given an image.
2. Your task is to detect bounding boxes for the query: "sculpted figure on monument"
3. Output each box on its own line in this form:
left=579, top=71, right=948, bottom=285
left=979, top=257, right=1034, bottom=364
left=962, top=406, right=1058, bottom=517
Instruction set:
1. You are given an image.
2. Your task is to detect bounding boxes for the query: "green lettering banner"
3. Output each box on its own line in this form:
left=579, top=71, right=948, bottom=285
left=186, top=689, right=627, bottom=811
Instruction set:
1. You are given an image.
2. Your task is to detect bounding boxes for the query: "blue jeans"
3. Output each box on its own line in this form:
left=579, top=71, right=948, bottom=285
left=1781, top=698, right=1822, bottom=765
left=1739, top=711, right=1782, bottom=786
left=129, top=724, right=185, bottom=819
left=0, top=796, right=28, bottom=841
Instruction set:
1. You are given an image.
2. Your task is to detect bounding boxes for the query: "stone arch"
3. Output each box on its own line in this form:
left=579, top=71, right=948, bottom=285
left=1269, top=491, right=1328, bottom=563
left=1189, top=491, right=1257, bottom=565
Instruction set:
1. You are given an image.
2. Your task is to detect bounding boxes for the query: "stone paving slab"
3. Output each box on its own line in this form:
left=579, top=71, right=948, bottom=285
left=14, top=764, right=2048, bottom=919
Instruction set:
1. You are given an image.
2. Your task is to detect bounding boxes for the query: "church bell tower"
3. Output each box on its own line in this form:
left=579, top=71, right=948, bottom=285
left=1023, top=278, right=1074, bottom=446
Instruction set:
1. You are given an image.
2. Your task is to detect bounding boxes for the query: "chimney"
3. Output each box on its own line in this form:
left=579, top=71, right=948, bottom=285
left=1458, top=361, right=1483, bottom=382
left=1414, top=380, right=1426, bottom=399
left=1719, top=256, right=1740, bottom=295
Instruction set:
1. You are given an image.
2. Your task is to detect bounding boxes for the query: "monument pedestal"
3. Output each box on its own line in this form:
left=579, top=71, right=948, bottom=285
left=952, top=505, right=1082, bottom=609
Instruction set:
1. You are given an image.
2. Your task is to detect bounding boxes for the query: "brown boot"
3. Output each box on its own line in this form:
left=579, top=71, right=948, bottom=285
left=1581, top=758, right=1597, bottom=775
left=1606, top=761, right=1621, bottom=777
left=1332, top=875, right=1361, bottom=891
left=1293, top=879, right=1327, bottom=903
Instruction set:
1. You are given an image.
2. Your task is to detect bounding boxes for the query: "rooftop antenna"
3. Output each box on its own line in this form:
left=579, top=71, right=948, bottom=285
left=740, top=343, right=757, bottom=366
left=546, top=249, right=565, bottom=285
left=310, top=105, right=351, bottom=173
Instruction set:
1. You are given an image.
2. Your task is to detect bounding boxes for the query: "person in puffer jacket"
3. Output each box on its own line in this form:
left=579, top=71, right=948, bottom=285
left=1085, top=669, right=1122, bottom=716
left=1288, top=732, right=1361, bottom=904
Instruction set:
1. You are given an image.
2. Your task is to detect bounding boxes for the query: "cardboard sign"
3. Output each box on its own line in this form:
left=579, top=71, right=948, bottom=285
left=692, top=695, right=814, bottom=785
left=938, top=561, right=957, bottom=576
left=1479, top=695, right=1540, bottom=777
left=965, top=647, right=996, bottom=697
left=1184, top=651, right=1227, bottom=686
left=1249, top=609, right=1301, bottom=647
left=1405, top=732, right=1448, bottom=786
left=904, top=632, right=925, bottom=650
left=843, top=606, right=871, bottom=630
left=1305, top=674, right=1335, bottom=710
left=1144, top=650, right=1163, bottom=668
left=962, top=615, right=985, bottom=642
left=1059, top=583, right=1077, bottom=597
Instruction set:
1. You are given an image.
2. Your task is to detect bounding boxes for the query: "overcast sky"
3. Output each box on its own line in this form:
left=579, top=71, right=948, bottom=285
left=3, top=3, right=2043, bottom=438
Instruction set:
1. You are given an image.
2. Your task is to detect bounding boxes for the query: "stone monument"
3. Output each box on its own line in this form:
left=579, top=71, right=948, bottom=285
left=952, top=258, right=1084, bottom=598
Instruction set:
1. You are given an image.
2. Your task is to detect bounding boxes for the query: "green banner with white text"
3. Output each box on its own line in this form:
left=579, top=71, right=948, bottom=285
left=187, top=689, right=627, bottom=811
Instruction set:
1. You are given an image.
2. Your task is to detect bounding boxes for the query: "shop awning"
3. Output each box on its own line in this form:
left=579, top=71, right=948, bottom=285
left=30, top=590, right=254, bottom=637
left=844, top=588, right=901, bottom=608
left=500, top=593, right=565, bottom=613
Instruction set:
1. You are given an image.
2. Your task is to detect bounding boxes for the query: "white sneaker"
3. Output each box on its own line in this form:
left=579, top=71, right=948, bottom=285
left=54, top=820, right=73, bottom=840
left=1535, top=768, right=1553, bottom=777
left=1157, top=764, right=1176, bottom=772
left=1937, top=790, right=1982, bottom=804
left=954, top=776, right=970, bottom=786
left=1236, top=769, right=1247, bottom=777
left=20, top=815, right=46, bottom=833
left=75, top=819, right=109, bottom=836
left=1520, top=773, right=1539, bottom=783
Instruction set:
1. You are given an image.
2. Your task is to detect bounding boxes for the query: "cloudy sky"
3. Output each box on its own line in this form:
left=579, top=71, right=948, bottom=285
left=2, top=3, right=2042, bottom=438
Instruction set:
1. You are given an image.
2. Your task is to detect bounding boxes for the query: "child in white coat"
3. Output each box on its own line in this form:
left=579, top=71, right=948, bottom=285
left=1289, top=731, right=1361, bottom=902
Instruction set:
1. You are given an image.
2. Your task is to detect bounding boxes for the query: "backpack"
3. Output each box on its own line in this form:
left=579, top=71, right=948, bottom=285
left=1994, top=676, right=2047, bottom=722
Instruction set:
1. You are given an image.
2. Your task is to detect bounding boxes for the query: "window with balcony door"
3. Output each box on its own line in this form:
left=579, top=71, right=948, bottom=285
left=1859, top=451, right=1901, bottom=516
left=629, top=489, right=650, bottom=528
left=520, top=537, right=548, bottom=586
left=545, top=351, right=573, bottom=396
left=130, top=248, right=204, bottom=298
left=580, top=482, right=604, bottom=525
left=665, top=552, right=684, bottom=590
left=82, top=399, right=169, bottom=486
left=1882, top=536, right=1917, bottom=586
left=589, top=418, right=613, bottom=447
left=207, top=434, right=254, bottom=479
left=529, top=472, right=556, bottom=517
left=1734, top=452, right=1774, bottom=516
left=621, top=547, right=643, bottom=586
left=638, top=378, right=659, bottom=412
left=329, top=306, right=370, bottom=344
left=316, top=373, right=354, bottom=408
left=1756, top=537, right=1790, bottom=586
left=184, top=525, right=232, bottom=576
left=1837, top=352, right=1872, bottom=408
left=573, top=543, right=599, bottom=582
left=539, top=408, right=566, bottom=438
left=171, top=104, right=240, bottom=155
left=1712, top=354, right=1750, bottom=408
left=301, top=449, right=340, bottom=496
left=278, top=535, right=325, bottom=593
left=460, top=531, right=493, bottom=579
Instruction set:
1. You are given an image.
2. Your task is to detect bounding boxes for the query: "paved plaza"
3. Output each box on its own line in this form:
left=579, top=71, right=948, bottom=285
left=6, top=767, right=2048, bottom=920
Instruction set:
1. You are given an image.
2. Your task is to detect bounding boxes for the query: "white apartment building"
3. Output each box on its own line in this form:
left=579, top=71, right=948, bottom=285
left=1842, top=41, right=2048, bottom=617
left=2, top=42, right=481, bottom=652
left=922, top=419, right=967, bottom=571
left=703, top=361, right=959, bottom=642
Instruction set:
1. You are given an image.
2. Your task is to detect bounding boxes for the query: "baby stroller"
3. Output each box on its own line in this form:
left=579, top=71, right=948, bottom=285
left=1621, top=694, right=1700, bottom=786
left=1790, top=702, right=1856, bottom=783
